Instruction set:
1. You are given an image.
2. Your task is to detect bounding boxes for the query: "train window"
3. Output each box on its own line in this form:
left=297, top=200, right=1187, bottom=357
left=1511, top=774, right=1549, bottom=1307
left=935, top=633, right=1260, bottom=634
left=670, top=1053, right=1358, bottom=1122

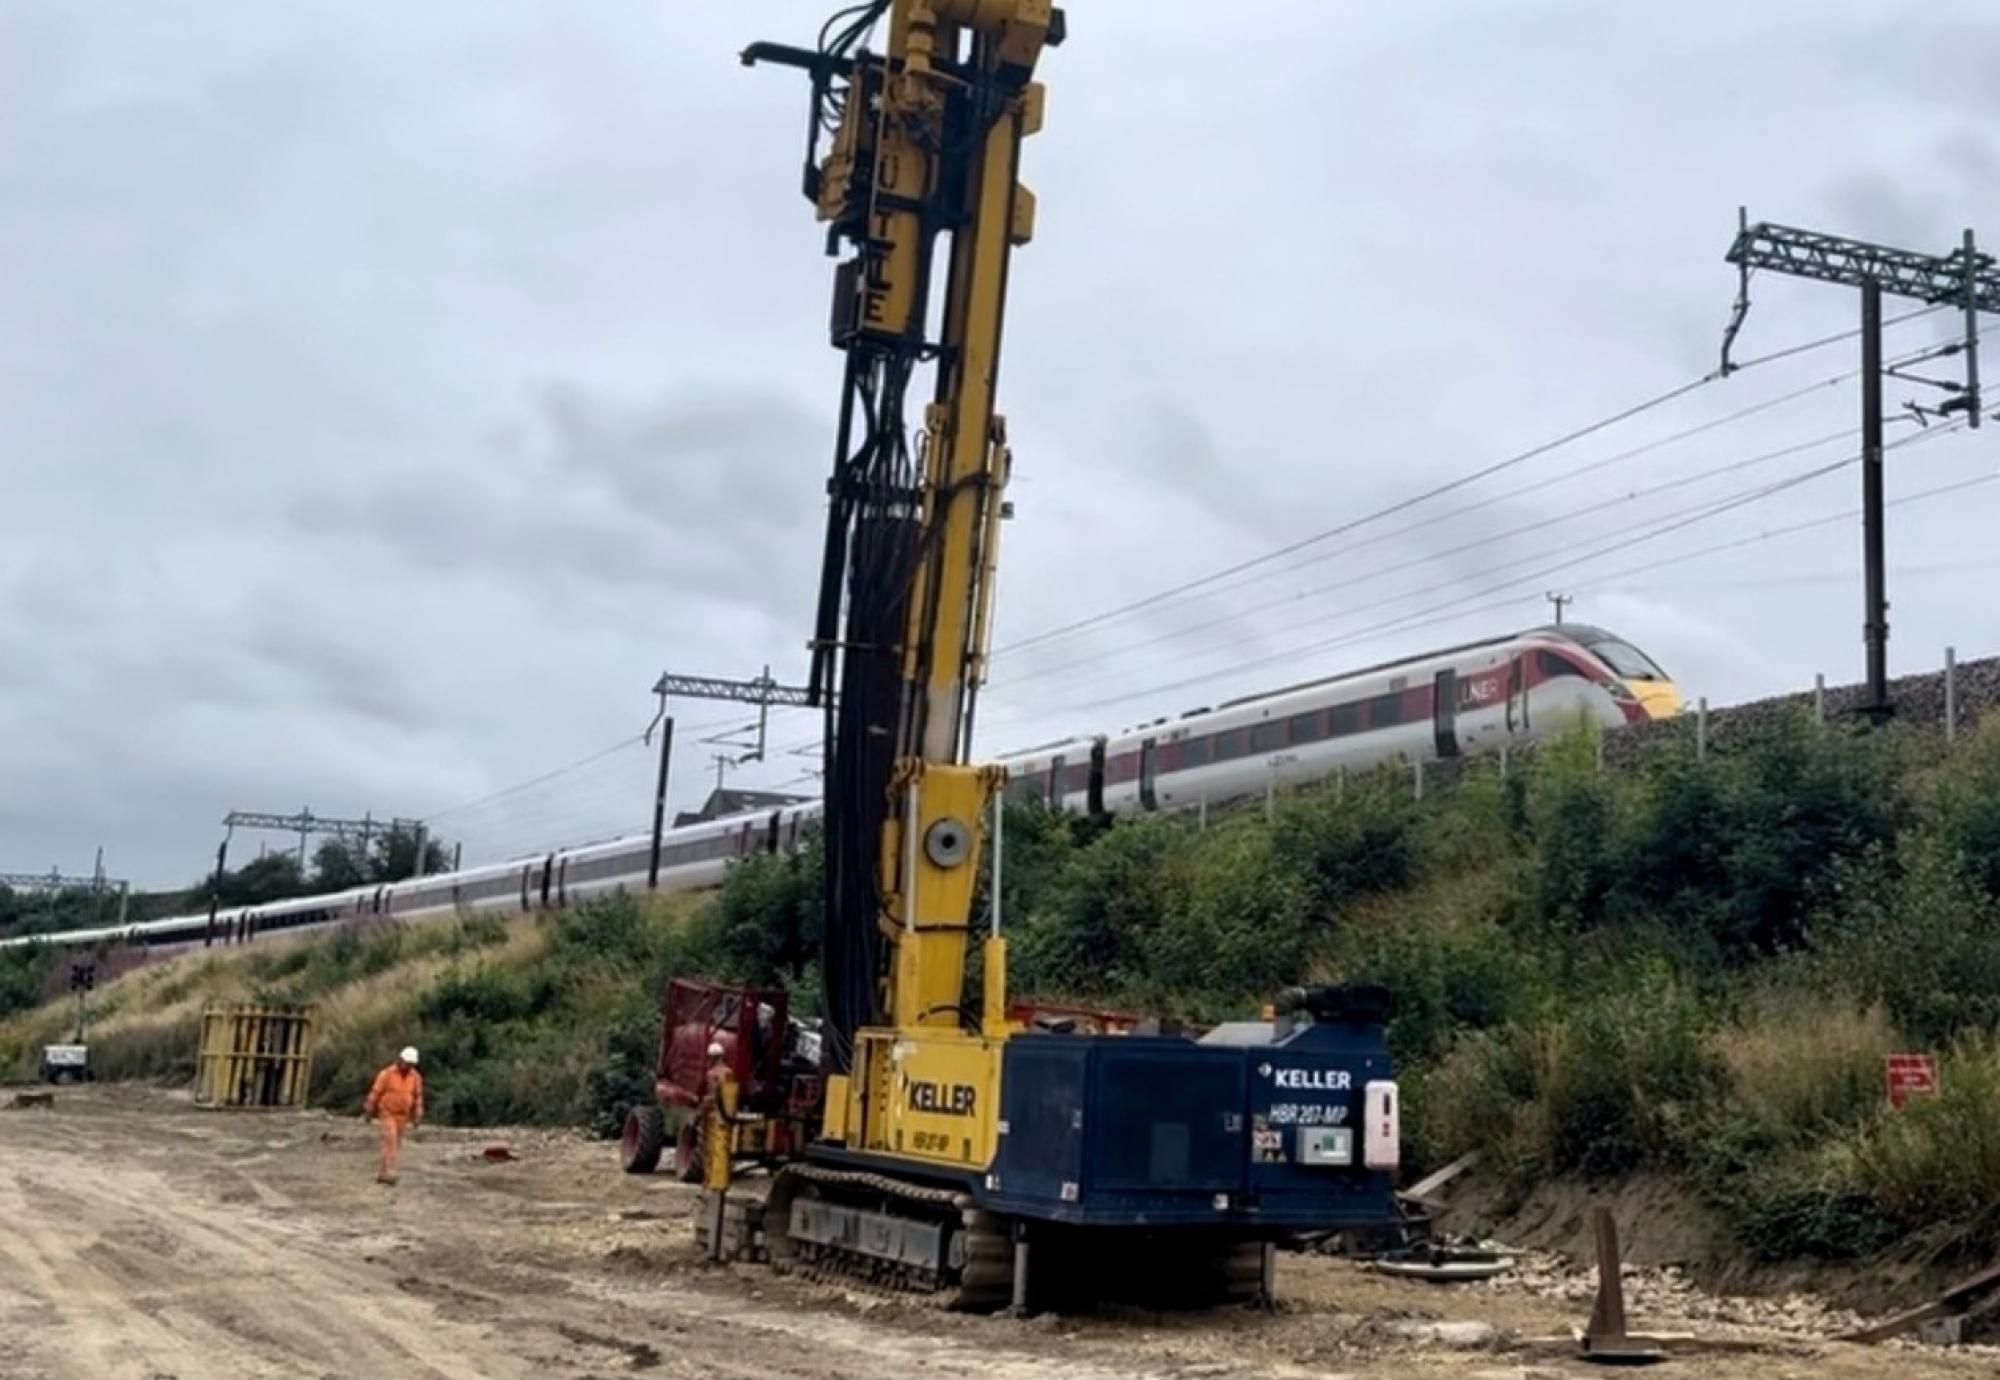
left=1329, top=703, right=1361, bottom=736
left=1286, top=711, right=1322, bottom=746
left=1059, top=762, right=1093, bottom=794
left=1585, top=638, right=1664, bottom=680
left=1250, top=721, right=1284, bottom=753
left=1155, top=741, right=1184, bottom=772
left=1215, top=728, right=1249, bottom=761
left=1181, top=736, right=1215, bottom=768
left=1104, top=752, right=1140, bottom=785
left=1364, top=693, right=1405, bottom=728
left=1537, top=649, right=1582, bottom=679
left=1005, top=772, right=1046, bottom=805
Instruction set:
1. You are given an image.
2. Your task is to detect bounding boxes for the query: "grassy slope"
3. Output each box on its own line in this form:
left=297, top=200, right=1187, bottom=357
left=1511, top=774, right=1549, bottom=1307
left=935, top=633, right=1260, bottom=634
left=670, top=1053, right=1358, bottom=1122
left=0, top=895, right=705, bottom=1135
left=12, top=712, right=2000, bottom=1275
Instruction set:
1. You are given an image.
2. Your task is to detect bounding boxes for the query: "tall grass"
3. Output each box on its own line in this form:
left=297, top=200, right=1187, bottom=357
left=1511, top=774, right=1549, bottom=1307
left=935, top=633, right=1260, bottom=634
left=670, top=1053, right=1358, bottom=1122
left=1714, top=989, right=1901, bottom=1147
left=1839, top=1033, right=2000, bottom=1256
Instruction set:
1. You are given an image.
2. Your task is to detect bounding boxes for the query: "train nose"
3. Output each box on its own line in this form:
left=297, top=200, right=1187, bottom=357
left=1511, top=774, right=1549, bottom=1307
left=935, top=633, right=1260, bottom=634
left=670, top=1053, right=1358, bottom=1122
left=1630, top=681, right=1683, bottom=719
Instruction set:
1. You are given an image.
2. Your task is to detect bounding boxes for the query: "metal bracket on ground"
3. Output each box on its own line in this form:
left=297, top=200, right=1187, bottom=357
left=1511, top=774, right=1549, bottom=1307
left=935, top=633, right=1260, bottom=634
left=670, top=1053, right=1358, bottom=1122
left=1580, top=1207, right=1667, bottom=1365
left=1839, top=1262, right=2000, bottom=1345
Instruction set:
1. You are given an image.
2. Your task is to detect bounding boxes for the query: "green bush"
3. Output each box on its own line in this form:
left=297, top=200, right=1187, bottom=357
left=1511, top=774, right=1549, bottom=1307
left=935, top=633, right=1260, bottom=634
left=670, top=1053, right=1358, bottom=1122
left=1418, top=971, right=1715, bottom=1183
left=1269, top=775, right=1416, bottom=914
left=253, top=924, right=413, bottom=1004
left=710, top=830, right=822, bottom=988
left=1013, top=815, right=1184, bottom=998
left=1407, top=1025, right=1542, bottom=1177
left=1932, top=714, right=2000, bottom=901
left=426, top=1029, right=599, bottom=1127
left=421, top=966, right=557, bottom=1026
left=988, top=800, right=1078, bottom=933
left=0, top=944, right=55, bottom=1022
left=1525, top=729, right=1619, bottom=930
left=1705, top=716, right=1902, bottom=956
left=1617, top=748, right=1736, bottom=929
left=1412, top=759, right=1517, bottom=876
left=1534, top=974, right=1716, bottom=1177
left=1722, top=1154, right=1901, bottom=1262
left=1813, top=841, right=2000, bottom=1045
left=1150, top=820, right=1313, bottom=1011
left=583, top=1003, right=667, bottom=1139
left=1323, top=874, right=1542, bottom=1067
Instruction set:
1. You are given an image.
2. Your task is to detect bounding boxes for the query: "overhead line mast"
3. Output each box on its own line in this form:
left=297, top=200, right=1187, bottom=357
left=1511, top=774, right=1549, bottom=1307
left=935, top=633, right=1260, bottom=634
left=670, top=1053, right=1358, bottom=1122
left=1723, top=211, right=1997, bottom=719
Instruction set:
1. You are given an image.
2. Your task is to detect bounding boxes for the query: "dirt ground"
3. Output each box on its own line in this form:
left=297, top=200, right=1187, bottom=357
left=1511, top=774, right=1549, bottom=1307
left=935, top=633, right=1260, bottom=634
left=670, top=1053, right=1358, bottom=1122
left=1, top=1086, right=1992, bottom=1380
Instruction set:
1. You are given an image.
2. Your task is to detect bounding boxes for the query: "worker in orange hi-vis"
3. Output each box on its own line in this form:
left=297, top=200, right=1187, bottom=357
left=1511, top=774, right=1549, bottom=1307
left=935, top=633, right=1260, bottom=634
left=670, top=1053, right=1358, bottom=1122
left=362, top=1045, right=424, bottom=1185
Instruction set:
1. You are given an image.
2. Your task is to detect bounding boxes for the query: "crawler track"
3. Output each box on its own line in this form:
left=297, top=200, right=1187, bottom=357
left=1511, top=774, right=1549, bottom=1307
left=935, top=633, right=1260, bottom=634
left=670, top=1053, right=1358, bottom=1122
left=764, top=1163, right=1013, bottom=1311
left=764, top=1163, right=1271, bottom=1312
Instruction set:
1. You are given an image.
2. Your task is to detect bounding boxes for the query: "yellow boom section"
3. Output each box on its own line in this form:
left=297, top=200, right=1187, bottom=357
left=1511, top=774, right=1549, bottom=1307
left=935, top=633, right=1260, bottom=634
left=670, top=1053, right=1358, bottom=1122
left=747, top=2, right=1059, bottom=1152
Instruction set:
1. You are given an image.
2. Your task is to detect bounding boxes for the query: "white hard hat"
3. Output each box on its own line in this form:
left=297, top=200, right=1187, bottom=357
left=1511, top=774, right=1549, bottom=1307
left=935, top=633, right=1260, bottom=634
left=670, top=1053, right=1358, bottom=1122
left=707, top=1041, right=725, bottom=1059
left=400, top=1046, right=420, bottom=1065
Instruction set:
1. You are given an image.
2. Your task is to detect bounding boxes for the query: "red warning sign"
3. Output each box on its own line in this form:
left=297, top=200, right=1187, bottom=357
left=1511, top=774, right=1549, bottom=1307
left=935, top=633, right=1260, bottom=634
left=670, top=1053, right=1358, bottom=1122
left=1886, top=1054, right=1938, bottom=1110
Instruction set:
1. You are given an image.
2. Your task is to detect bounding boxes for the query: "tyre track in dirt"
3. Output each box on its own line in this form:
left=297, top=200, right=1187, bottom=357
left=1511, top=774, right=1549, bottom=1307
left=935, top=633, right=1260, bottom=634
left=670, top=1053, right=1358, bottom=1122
left=0, top=1149, right=526, bottom=1380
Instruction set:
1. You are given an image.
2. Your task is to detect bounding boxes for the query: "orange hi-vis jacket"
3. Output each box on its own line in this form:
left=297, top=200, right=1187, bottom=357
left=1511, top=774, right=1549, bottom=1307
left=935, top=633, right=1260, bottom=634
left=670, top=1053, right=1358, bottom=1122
left=366, top=1065, right=424, bottom=1123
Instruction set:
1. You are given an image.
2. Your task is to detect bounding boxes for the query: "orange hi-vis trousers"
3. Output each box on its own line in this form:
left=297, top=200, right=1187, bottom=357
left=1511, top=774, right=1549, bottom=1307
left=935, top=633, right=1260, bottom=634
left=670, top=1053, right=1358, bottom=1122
left=375, top=1114, right=410, bottom=1182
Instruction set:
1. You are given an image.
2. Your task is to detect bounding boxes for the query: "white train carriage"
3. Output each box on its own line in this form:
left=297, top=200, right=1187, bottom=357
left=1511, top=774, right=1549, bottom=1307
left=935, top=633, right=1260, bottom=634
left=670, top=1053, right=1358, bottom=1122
left=998, top=623, right=1679, bottom=815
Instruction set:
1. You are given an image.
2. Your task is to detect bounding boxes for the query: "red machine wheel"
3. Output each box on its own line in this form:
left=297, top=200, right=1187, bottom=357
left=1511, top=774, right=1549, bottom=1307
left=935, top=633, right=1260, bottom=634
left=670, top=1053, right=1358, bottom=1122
left=673, top=1118, right=703, bottom=1184
left=620, top=1104, right=665, bottom=1174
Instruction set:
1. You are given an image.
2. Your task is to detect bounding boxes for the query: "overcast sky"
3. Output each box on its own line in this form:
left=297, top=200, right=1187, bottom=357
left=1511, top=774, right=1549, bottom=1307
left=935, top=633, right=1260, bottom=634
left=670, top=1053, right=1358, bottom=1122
left=3, top=3, right=1997, bottom=886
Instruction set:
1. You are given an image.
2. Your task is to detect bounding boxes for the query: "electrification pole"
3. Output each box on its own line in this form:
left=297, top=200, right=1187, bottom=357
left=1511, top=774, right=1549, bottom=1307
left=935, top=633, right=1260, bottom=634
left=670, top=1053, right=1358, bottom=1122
left=204, top=827, right=232, bottom=948
left=1722, top=213, right=1997, bottom=721
left=646, top=710, right=675, bottom=891
left=1860, top=280, right=1887, bottom=715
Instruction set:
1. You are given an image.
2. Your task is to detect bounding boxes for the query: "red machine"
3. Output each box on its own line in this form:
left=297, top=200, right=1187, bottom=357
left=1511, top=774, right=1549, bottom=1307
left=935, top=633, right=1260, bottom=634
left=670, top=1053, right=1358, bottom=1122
left=619, top=978, right=820, bottom=1181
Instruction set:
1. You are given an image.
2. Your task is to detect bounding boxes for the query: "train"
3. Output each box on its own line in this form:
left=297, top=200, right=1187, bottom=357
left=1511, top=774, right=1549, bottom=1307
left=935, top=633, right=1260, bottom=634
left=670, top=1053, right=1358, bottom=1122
left=1, top=622, right=1678, bottom=957
left=1001, top=620, right=1680, bottom=813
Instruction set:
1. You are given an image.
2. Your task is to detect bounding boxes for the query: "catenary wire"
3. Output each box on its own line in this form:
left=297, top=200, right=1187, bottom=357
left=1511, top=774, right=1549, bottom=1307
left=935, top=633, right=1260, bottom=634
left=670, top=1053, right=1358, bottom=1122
left=991, top=306, right=1951, bottom=661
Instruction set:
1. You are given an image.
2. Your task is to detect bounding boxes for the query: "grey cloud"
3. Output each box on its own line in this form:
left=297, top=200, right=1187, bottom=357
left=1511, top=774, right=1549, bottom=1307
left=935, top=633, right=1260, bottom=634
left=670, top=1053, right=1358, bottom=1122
left=290, top=382, right=829, bottom=631
left=7, top=1, right=2000, bottom=882
left=240, top=610, right=436, bottom=735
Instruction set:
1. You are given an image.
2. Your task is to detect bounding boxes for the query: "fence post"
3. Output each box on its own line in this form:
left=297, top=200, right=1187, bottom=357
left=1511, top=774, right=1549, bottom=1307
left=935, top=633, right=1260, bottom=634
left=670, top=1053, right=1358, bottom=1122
left=1413, top=757, right=1425, bottom=801
left=1814, top=674, right=1826, bottom=726
left=1499, top=745, right=1510, bottom=780
left=1946, top=646, right=1959, bottom=744
left=1335, top=767, right=1345, bottom=803
left=1696, top=697, right=1709, bottom=762
left=1594, top=733, right=1605, bottom=774
left=1264, top=782, right=1275, bottom=820
left=1198, top=796, right=1208, bottom=831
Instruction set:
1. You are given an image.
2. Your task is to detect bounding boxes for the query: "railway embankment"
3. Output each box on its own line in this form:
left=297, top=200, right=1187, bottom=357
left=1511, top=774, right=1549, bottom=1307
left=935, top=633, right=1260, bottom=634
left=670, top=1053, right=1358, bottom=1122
left=10, top=659, right=2000, bottom=1302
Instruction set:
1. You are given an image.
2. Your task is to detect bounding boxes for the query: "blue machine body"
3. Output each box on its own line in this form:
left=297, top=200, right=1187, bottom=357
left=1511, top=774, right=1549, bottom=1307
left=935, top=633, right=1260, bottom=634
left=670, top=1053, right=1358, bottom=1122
left=977, top=1013, right=1396, bottom=1233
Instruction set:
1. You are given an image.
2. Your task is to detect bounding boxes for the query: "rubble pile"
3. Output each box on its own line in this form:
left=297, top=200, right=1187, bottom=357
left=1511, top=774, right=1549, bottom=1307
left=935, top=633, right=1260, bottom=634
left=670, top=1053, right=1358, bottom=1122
left=1486, top=1250, right=1870, bottom=1338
